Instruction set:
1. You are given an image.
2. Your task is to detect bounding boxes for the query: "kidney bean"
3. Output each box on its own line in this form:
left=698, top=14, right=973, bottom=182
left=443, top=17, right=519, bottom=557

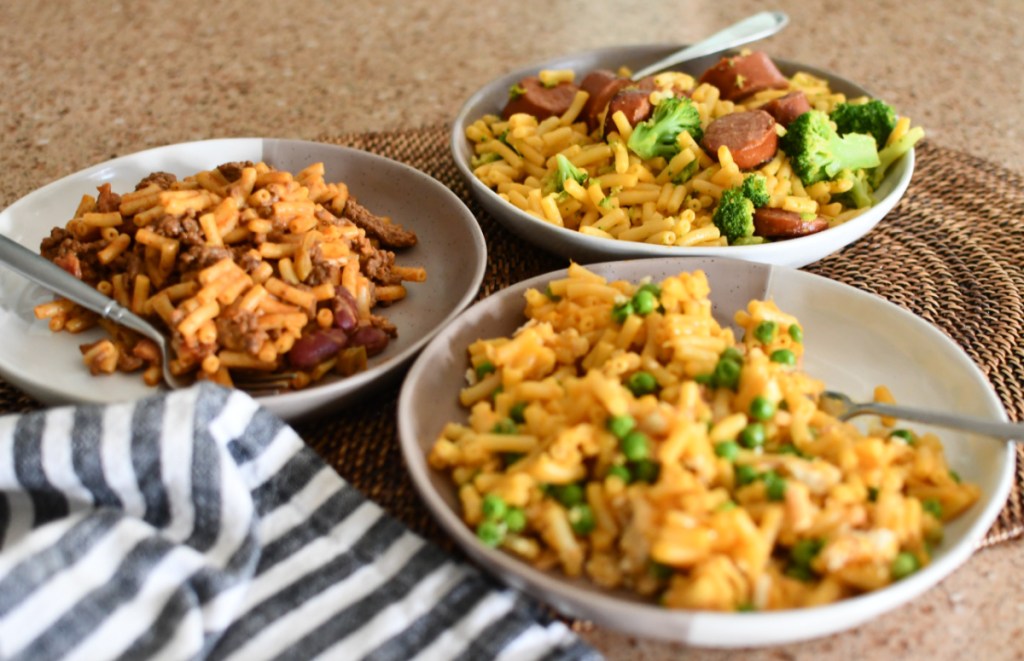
left=288, top=328, right=349, bottom=368
left=349, top=325, right=390, bottom=357
left=332, top=288, right=359, bottom=332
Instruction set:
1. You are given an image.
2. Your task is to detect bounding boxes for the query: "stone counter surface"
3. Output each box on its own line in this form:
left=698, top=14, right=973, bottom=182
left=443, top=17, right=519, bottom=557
left=1, top=1, right=1021, bottom=659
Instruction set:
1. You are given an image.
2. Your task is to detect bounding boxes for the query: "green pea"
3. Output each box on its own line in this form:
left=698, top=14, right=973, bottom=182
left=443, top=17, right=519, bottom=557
left=890, top=429, right=916, bottom=445
left=778, top=443, right=808, bottom=458
left=753, top=320, right=777, bottom=344
left=626, top=371, right=658, bottom=397
left=721, top=347, right=743, bottom=363
left=476, top=520, right=506, bottom=547
left=891, top=551, right=920, bottom=580
left=568, top=503, right=596, bottom=535
left=785, top=564, right=815, bottom=582
left=509, top=401, right=527, bottom=424
left=491, top=418, right=517, bottom=435
left=481, top=493, right=508, bottom=521
left=475, top=360, right=496, bottom=379
left=949, top=470, right=961, bottom=483
left=632, top=458, right=660, bottom=483
left=620, top=430, right=650, bottom=461
left=544, top=284, right=562, bottom=302
left=490, top=386, right=503, bottom=400
left=788, top=324, right=803, bottom=343
left=749, top=396, right=775, bottom=421
left=763, top=470, right=787, bottom=501
left=714, top=440, right=741, bottom=461
left=637, top=282, right=662, bottom=297
left=606, top=414, right=636, bottom=440
left=735, top=464, right=759, bottom=486
left=770, top=348, right=796, bottom=366
left=868, top=486, right=879, bottom=502
left=631, top=288, right=658, bottom=316
left=713, top=357, right=742, bottom=390
left=739, top=422, right=765, bottom=449
left=922, top=499, right=944, bottom=519
left=611, top=300, right=634, bottom=324
left=694, top=373, right=714, bottom=386
left=505, top=507, right=527, bottom=533
left=737, top=602, right=757, bottom=612
left=552, top=483, right=584, bottom=507
left=606, top=464, right=632, bottom=483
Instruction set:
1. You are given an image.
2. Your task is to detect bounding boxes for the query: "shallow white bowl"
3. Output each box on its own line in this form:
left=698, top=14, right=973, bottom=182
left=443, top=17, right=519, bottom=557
left=451, top=45, right=914, bottom=267
left=0, top=138, right=486, bottom=421
left=398, top=257, right=1014, bottom=647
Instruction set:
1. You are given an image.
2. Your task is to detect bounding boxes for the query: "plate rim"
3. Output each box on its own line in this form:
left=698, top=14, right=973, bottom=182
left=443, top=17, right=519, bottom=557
left=397, top=255, right=1015, bottom=647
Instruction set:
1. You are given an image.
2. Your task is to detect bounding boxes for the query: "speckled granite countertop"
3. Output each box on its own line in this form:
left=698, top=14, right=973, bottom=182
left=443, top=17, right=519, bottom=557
left=1, top=1, right=1022, bottom=658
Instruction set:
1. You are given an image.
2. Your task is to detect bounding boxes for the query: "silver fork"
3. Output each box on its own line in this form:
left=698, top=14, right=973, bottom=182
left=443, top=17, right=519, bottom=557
left=0, top=233, right=193, bottom=390
left=821, top=390, right=1024, bottom=442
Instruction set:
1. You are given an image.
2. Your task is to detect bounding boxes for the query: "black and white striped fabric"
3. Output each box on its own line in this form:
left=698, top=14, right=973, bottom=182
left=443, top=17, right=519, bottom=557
left=0, top=383, right=599, bottom=660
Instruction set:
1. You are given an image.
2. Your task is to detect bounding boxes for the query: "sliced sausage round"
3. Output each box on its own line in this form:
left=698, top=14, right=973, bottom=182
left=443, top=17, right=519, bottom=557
left=502, top=76, right=580, bottom=120
left=579, top=70, right=632, bottom=131
left=603, top=89, right=653, bottom=136
left=753, top=208, right=830, bottom=239
left=761, top=91, right=811, bottom=128
left=698, top=51, right=789, bottom=102
left=701, top=110, right=778, bottom=169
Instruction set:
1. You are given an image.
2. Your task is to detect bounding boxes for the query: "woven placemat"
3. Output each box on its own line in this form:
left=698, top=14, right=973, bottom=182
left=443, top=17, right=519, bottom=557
left=0, top=125, right=1019, bottom=552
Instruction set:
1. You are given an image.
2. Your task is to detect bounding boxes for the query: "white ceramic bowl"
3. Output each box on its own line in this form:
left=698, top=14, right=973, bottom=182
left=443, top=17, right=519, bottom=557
left=0, top=138, right=486, bottom=421
left=398, top=257, right=1014, bottom=647
left=451, top=45, right=914, bottom=267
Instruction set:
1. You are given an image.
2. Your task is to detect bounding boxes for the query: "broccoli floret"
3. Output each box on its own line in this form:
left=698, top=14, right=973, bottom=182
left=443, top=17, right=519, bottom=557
left=832, top=169, right=874, bottom=209
left=739, top=174, right=770, bottom=208
left=830, top=100, right=897, bottom=149
left=545, top=154, right=589, bottom=194
left=626, top=96, right=703, bottom=161
left=780, top=110, right=880, bottom=185
left=712, top=187, right=755, bottom=244
left=871, top=125, right=925, bottom=187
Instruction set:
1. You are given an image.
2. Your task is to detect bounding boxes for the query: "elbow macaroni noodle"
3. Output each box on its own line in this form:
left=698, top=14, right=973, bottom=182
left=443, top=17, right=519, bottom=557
left=429, top=265, right=979, bottom=611
left=35, top=161, right=425, bottom=390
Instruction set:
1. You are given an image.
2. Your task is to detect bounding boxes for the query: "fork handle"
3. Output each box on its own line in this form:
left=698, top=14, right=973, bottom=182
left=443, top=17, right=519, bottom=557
left=0, top=234, right=156, bottom=340
left=853, top=401, right=1024, bottom=442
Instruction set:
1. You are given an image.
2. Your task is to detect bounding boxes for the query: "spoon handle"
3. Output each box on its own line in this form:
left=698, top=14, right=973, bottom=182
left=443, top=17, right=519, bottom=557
left=850, top=400, right=1024, bottom=442
left=630, top=11, right=790, bottom=81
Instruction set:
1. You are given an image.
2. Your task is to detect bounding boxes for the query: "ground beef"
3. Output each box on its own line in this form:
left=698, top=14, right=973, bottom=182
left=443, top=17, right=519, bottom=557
left=96, top=183, right=121, bottom=213
left=215, top=306, right=267, bottom=354
left=178, top=245, right=233, bottom=274
left=39, top=228, right=104, bottom=283
left=216, top=161, right=254, bottom=182
left=136, top=171, right=177, bottom=191
left=362, top=249, right=400, bottom=285
left=342, top=197, right=417, bottom=248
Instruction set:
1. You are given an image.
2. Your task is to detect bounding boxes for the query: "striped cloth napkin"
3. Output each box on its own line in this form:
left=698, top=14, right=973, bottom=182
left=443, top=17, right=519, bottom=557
left=0, top=383, right=598, bottom=660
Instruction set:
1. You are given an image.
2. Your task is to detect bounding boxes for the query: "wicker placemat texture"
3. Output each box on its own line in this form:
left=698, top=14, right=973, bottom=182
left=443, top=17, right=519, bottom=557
left=0, top=125, right=1018, bottom=552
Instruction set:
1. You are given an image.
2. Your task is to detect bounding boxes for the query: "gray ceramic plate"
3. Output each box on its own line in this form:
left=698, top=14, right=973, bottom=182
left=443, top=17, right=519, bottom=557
left=451, top=45, right=914, bottom=267
left=397, top=257, right=1013, bottom=647
left=0, top=138, right=486, bottom=421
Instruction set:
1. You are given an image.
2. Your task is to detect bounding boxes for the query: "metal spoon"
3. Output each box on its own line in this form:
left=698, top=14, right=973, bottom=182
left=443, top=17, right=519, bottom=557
left=0, top=233, right=191, bottom=390
left=630, top=10, right=790, bottom=81
left=821, top=390, right=1024, bottom=442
